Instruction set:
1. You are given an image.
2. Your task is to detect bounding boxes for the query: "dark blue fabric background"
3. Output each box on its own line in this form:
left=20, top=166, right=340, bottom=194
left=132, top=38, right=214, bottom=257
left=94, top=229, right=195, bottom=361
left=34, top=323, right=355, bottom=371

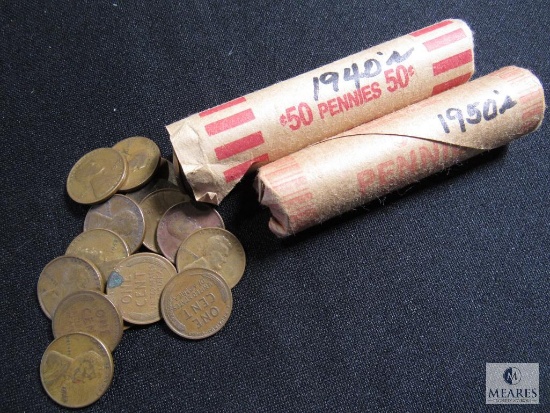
left=1, top=1, right=548, bottom=412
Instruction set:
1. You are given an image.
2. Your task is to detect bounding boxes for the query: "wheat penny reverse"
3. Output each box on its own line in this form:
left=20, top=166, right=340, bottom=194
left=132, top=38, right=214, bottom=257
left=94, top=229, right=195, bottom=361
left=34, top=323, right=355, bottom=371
left=161, top=268, right=232, bottom=339
left=66, top=148, right=128, bottom=204
left=113, top=136, right=161, bottom=192
left=176, top=228, right=246, bottom=288
left=52, top=290, right=124, bottom=351
left=37, top=255, right=104, bottom=319
left=40, top=332, right=114, bottom=408
left=106, top=253, right=177, bottom=325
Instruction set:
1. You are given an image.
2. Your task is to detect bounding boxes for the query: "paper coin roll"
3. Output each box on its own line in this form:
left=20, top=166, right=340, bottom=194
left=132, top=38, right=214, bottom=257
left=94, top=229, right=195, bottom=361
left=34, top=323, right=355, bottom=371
left=256, top=66, right=545, bottom=236
left=168, top=19, right=475, bottom=204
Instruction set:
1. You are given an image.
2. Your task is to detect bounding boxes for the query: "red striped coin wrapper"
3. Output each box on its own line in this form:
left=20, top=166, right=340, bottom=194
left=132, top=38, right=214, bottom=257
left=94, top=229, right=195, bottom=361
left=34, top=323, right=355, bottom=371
left=167, top=19, right=475, bottom=204
left=256, top=66, right=545, bottom=237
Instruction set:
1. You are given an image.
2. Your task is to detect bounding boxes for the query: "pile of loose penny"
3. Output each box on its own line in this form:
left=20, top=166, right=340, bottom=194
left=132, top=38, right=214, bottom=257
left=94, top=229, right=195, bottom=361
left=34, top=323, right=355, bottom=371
left=37, top=136, right=245, bottom=408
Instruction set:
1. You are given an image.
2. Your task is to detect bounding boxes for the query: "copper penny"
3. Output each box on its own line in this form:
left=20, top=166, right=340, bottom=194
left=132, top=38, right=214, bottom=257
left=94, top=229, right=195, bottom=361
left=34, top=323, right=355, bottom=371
left=172, top=152, right=180, bottom=179
left=106, top=253, right=177, bottom=325
left=52, top=290, right=124, bottom=351
left=113, top=136, right=161, bottom=191
left=37, top=255, right=104, bottom=319
left=139, top=188, right=190, bottom=253
left=125, top=158, right=180, bottom=203
left=66, top=229, right=130, bottom=283
left=40, top=332, right=113, bottom=408
left=172, top=152, right=184, bottom=187
left=66, top=148, right=128, bottom=204
left=84, top=194, right=145, bottom=254
left=164, top=158, right=180, bottom=187
left=176, top=228, right=246, bottom=288
left=157, top=202, right=224, bottom=263
left=160, top=268, right=233, bottom=339
left=173, top=151, right=196, bottom=196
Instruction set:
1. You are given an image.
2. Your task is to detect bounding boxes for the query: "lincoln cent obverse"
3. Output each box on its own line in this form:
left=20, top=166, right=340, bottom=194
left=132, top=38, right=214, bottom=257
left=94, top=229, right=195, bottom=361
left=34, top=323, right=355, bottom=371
left=139, top=188, right=190, bottom=253
left=175, top=228, right=245, bottom=288
left=40, top=332, right=114, bottom=408
left=113, top=136, right=161, bottom=192
left=156, top=202, right=224, bottom=263
left=37, top=255, right=104, bottom=319
left=83, top=194, right=145, bottom=254
left=66, top=229, right=129, bottom=283
left=66, top=148, right=128, bottom=205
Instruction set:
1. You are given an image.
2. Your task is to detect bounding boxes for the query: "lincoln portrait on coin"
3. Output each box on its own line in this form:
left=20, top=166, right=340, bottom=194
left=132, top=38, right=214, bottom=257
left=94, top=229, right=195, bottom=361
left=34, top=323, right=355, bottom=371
left=71, top=351, right=102, bottom=384
left=42, top=350, right=102, bottom=387
left=41, top=270, right=90, bottom=313
left=76, top=158, right=108, bottom=198
left=184, top=235, right=231, bottom=272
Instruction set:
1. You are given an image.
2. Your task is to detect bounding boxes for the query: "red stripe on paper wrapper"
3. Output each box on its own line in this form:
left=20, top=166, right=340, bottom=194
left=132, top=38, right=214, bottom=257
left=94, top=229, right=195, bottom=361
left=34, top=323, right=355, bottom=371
left=432, top=50, right=473, bottom=76
left=205, top=109, right=255, bottom=136
left=199, top=97, right=247, bottom=117
left=409, top=20, right=454, bottom=37
left=432, top=73, right=473, bottom=95
left=215, top=131, right=265, bottom=160
left=423, top=29, right=467, bottom=52
left=224, top=153, right=270, bottom=182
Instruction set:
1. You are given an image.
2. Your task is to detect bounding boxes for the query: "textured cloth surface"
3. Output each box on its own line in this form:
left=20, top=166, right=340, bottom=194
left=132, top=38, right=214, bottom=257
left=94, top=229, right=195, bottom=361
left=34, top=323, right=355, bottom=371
left=1, top=1, right=548, bottom=412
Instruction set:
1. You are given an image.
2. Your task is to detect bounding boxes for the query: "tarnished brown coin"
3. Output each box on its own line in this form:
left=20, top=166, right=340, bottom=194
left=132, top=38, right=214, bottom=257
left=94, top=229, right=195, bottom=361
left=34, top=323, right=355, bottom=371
left=176, top=228, right=246, bottom=288
left=139, top=188, right=190, bottom=253
left=113, top=136, right=161, bottom=192
left=157, top=202, right=225, bottom=263
left=172, top=152, right=180, bottom=179
left=164, top=158, right=180, bottom=187
left=83, top=194, right=145, bottom=254
left=125, top=178, right=177, bottom=204
left=52, top=290, right=124, bottom=352
left=40, top=332, right=113, bottom=408
left=66, top=229, right=130, bottom=283
left=37, top=256, right=104, bottom=319
left=125, top=158, right=181, bottom=203
left=106, top=253, right=177, bottom=325
left=66, top=148, right=128, bottom=205
left=160, top=268, right=233, bottom=339
left=172, top=152, right=183, bottom=187
left=173, top=151, right=196, bottom=196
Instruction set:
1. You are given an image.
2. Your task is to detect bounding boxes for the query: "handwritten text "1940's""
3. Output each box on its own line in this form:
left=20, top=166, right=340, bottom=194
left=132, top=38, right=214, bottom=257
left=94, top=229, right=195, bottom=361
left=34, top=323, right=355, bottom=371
left=278, top=48, right=416, bottom=132
left=312, top=48, right=415, bottom=101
